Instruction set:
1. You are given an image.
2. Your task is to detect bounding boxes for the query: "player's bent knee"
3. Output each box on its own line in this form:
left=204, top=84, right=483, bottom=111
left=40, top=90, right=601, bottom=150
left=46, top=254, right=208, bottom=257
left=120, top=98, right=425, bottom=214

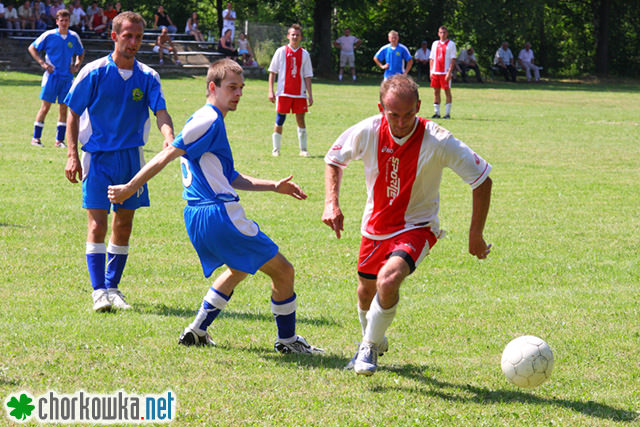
left=275, top=113, right=286, bottom=126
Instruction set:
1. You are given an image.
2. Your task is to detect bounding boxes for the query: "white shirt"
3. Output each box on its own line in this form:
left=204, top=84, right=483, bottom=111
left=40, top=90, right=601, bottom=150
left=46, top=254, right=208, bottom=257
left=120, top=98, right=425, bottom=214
left=429, top=39, right=457, bottom=74
left=518, top=48, right=535, bottom=63
left=495, top=47, right=513, bottom=65
left=414, top=47, right=430, bottom=61
left=5, top=6, right=17, bottom=19
left=0, top=4, right=5, bottom=15
left=335, top=35, right=359, bottom=54
left=268, top=45, right=313, bottom=98
left=457, top=49, right=476, bottom=64
left=222, top=8, right=235, bottom=28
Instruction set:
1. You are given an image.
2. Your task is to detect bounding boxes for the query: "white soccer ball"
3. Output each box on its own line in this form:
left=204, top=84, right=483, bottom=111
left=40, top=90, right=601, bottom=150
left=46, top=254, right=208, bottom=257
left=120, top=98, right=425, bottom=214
left=501, top=335, right=554, bottom=388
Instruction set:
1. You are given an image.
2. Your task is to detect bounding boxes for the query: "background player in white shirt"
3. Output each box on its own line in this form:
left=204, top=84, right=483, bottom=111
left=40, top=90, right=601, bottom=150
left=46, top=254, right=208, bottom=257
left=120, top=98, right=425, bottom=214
left=322, top=74, right=493, bottom=376
left=334, top=27, right=362, bottom=81
left=28, top=9, right=84, bottom=148
left=268, top=23, right=313, bottom=157
left=64, top=12, right=175, bottom=312
left=429, top=25, right=457, bottom=118
left=107, top=59, right=322, bottom=354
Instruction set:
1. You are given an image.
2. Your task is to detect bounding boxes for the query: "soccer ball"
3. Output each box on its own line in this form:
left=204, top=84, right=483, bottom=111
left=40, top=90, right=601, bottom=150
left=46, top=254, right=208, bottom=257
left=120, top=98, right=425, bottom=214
left=501, top=335, right=554, bottom=388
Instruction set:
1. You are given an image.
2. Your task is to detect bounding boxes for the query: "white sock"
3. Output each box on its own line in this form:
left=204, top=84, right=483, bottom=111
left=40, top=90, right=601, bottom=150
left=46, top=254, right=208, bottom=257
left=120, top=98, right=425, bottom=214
left=445, top=103, right=452, bottom=116
left=297, top=127, right=307, bottom=151
left=358, top=306, right=368, bottom=338
left=434, top=103, right=441, bottom=115
left=272, top=132, right=282, bottom=153
left=363, top=295, right=397, bottom=346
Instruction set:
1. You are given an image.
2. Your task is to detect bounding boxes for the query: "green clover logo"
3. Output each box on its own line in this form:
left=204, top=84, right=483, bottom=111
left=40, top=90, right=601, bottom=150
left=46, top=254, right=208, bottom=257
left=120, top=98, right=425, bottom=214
left=6, top=393, right=35, bottom=421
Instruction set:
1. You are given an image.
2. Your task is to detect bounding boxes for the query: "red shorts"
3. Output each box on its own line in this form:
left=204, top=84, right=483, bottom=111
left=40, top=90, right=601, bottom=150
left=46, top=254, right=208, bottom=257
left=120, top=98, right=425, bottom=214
left=357, top=228, right=438, bottom=279
left=276, top=96, right=308, bottom=114
left=430, top=74, right=451, bottom=89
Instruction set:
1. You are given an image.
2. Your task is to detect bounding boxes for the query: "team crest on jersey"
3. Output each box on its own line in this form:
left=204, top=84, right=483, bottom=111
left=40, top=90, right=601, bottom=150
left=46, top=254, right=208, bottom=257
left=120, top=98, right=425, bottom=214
left=67, top=41, right=73, bottom=48
left=331, top=144, right=342, bottom=151
left=132, top=88, right=144, bottom=101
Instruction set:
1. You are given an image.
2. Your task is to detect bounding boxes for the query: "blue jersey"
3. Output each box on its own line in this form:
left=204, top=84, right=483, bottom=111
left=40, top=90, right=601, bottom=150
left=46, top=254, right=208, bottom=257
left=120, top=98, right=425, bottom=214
left=375, top=43, right=412, bottom=79
left=64, top=54, right=167, bottom=153
left=172, top=104, right=240, bottom=204
left=31, top=29, right=84, bottom=78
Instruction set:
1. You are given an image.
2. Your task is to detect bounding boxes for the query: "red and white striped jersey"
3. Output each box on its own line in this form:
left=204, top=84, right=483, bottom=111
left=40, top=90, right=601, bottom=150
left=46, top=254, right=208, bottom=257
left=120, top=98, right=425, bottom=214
left=268, top=45, right=313, bottom=98
left=429, top=39, right=457, bottom=75
left=325, top=114, right=491, bottom=240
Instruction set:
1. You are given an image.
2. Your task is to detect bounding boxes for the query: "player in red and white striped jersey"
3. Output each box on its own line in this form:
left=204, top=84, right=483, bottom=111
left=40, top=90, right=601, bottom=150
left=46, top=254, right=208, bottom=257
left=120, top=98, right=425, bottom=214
left=429, top=26, right=457, bottom=119
left=323, top=75, right=492, bottom=376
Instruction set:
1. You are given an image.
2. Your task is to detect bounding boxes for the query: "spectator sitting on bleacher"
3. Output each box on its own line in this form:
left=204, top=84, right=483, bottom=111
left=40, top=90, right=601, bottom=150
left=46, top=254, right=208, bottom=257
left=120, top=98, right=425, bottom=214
left=67, top=4, right=81, bottom=33
left=456, top=46, right=482, bottom=83
left=494, top=41, right=517, bottom=82
left=114, top=1, right=121, bottom=15
left=88, top=5, right=105, bottom=36
left=0, top=2, right=6, bottom=32
left=32, top=0, right=46, bottom=30
left=5, top=4, right=20, bottom=32
left=518, top=42, right=541, bottom=82
left=184, top=11, right=203, bottom=42
left=18, top=0, right=35, bottom=29
left=49, top=0, right=63, bottom=24
left=71, top=0, right=87, bottom=31
left=154, top=5, right=176, bottom=33
left=103, top=2, right=116, bottom=30
left=217, top=28, right=237, bottom=58
left=154, top=26, right=180, bottom=65
left=237, top=32, right=251, bottom=64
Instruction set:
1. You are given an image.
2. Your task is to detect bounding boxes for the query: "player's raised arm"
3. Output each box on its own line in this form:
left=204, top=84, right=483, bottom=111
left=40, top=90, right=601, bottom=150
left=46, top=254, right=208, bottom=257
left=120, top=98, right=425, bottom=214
left=322, top=164, right=344, bottom=239
left=108, top=145, right=185, bottom=204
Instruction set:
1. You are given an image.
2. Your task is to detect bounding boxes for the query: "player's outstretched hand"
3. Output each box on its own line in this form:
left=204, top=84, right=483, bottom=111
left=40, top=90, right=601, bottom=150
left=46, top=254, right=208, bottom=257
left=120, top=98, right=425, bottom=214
left=322, top=203, right=344, bottom=239
left=108, top=184, right=134, bottom=205
left=275, top=175, right=307, bottom=200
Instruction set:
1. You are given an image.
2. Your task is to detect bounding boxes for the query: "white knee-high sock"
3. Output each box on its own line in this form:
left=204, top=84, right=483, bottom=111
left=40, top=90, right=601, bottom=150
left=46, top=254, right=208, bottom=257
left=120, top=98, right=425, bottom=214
left=297, top=127, right=307, bottom=151
left=434, top=103, right=441, bottom=115
left=272, top=132, right=282, bottom=153
left=358, top=306, right=368, bottom=338
left=363, top=295, right=397, bottom=346
left=445, top=103, right=452, bottom=116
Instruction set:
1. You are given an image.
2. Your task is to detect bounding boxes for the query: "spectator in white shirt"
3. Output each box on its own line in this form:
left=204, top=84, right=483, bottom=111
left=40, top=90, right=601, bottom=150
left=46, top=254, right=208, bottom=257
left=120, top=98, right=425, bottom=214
left=413, top=40, right=430, bottom=81
left=518, top=42, right=541, bottom=82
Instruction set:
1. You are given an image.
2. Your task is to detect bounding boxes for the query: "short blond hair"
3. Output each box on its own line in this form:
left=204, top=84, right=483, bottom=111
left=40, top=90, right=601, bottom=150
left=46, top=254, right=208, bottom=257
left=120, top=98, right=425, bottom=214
left=207, top=59, right=243, bottom=91
left=112, top=11, right=146, bottom=34
left=380, top=74, right=420, bottom=106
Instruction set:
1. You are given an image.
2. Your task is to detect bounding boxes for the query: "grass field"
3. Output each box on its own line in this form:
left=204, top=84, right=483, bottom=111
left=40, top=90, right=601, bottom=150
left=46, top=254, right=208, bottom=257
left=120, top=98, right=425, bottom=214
left=0, top=70, right=639, bottom=426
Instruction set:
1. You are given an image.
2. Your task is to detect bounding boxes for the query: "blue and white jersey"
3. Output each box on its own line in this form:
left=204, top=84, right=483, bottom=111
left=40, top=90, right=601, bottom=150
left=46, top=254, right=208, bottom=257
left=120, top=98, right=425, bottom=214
left=375, top=43, right=412, bottom=79
left=64, top=54, right=166, bottom=153
left=172, top=104, right=240, bottom=204
left=31, top=29, right=84, bottom=78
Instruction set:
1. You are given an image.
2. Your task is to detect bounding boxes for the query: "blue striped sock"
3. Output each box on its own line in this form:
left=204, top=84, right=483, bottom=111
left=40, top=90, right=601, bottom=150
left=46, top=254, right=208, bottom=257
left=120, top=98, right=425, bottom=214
left=272, top=293, right=297, bottom=341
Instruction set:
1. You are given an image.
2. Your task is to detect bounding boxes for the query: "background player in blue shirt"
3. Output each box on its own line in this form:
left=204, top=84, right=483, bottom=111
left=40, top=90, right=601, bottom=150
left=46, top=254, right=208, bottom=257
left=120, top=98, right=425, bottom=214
left=107, top=59, right=323, bottom=354
left=28, top=9, right=84, bottom=148
left=64, top=11, right=175, bottom=313
left=373, top=30, right=413, bottom=80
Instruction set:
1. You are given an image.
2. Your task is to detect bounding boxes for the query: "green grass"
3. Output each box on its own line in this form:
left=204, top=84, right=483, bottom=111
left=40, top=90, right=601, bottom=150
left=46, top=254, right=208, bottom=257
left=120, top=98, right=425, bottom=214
left=0, top=71, right=639, bottom=426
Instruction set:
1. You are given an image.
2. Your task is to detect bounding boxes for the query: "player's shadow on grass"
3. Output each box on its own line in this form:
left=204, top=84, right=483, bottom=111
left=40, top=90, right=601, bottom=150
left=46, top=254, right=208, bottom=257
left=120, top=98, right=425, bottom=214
left=377, top=364, right=638, bottom=423
left=137, top=303, right=338, bottom=327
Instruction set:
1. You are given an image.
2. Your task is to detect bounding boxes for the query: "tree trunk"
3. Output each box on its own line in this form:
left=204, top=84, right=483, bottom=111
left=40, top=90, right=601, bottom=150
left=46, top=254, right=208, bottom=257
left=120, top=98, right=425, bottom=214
left=594, top=0, right=610, bottom=76
left=312, top=0, right=333, bottom=78
left=216, top=0, right=224, bottom=38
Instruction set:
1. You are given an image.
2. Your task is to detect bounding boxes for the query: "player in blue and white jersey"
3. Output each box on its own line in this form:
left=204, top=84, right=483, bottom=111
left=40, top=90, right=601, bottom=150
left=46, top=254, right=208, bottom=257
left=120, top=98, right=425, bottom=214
left=28, top=9, right=84, bottom=148
left=373, top=30, right=413, bottom=80
left=107, top=59, right=323, bottom=354
left=64, top=11, right=175, bottom=313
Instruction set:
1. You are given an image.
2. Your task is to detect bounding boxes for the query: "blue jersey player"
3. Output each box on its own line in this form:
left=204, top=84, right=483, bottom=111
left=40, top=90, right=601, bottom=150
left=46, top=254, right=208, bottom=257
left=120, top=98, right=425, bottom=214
left=107, top=59, right=323, bottom=354
left=64, top=11, right=175, bottom=313
left=373, top=30, right=413, bottom=80
left=28, top=9, right=84, bottom=148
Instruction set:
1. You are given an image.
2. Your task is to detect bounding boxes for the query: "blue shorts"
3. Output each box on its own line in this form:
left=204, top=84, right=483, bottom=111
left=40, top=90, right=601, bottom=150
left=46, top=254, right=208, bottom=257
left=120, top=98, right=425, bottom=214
left=184, top=201, right=279, bottom=277
left=239, top=49, right=249, bottom=55
left=82, top=147, right=150, bottom=212
left=40, top=72, right=73, bottom=104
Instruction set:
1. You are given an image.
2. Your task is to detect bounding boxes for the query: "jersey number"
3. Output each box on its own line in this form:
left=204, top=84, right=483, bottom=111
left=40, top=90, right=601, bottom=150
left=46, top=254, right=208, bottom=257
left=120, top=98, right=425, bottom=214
left=180, top=157, right=193, bottom=188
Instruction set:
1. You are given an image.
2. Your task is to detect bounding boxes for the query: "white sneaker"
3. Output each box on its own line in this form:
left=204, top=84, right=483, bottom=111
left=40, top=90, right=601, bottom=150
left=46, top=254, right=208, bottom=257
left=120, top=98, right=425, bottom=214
left=92, top=289, right=112, bottom=312
left=31, top=139, right=43, bottom=147
left=272, top=149, right=280, bottom=157
left=107, top=289, right=132, bottom=310
left=353, top=341, right=379, bottom=376
left=299, top=150, right=309, bottom=157
left=274, top=335, right=324, bottom=354
left=345, top=336, right=388, bottom=370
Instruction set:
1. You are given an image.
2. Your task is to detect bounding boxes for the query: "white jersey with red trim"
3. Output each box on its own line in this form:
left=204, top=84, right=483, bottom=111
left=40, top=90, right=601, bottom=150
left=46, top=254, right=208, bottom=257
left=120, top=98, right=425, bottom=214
left=268, top=45, right=313, bottom=98
left=325, top=114, right=491, bottom=240
left=429, top=39, right=457, bottom=74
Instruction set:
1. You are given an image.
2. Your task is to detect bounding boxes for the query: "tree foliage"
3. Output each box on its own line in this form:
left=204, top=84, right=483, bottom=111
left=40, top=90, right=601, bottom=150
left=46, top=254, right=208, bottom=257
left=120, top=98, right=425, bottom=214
left=123, top=0, right=639, bottom=77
